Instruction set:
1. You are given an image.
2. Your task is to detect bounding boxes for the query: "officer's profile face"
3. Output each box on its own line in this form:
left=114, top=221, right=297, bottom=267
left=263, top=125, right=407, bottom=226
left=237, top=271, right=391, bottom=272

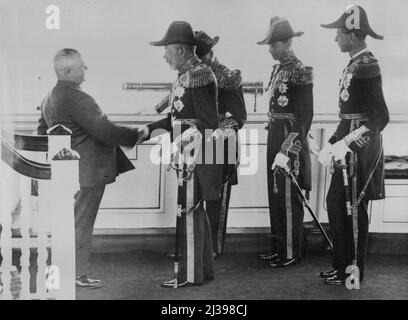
left=199, top=50, right=213, bottom=65
left=335, top=28, right=353, bottom=52
left=163, top=44, right=183, bottom=70
left=268, top=40, right=290, bottom=61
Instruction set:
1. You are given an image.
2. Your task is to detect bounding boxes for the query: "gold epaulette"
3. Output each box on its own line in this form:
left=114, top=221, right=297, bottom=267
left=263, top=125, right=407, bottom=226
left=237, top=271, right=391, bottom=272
left=178, top=63, right=215, bottom=88
left=290, top=65, right=314, bottom=85
left=213, top=64, right=243, bottom=90
left=354, top=53, right=381, bottom=79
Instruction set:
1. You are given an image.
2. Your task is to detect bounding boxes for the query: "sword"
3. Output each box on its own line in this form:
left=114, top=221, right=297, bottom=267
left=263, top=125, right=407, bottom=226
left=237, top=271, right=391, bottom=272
left=340, top=159, right=353, bottom=216
left=170, top=130, right=201, bottom=288
left=172, top=128, right=187, bottom=289
left=277, top=167, right=333, bottom=250
left=345, top=153, right=360, bottom=290
left=174, top=168, right=183, bottom=288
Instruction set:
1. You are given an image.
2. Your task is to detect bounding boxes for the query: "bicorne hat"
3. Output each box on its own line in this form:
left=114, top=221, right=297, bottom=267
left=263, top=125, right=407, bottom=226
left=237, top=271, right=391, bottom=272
left=257, top=17, right=304, bottom=45
left=150, top=21, right=197, bottom=46
left=194, top=31, right=220, bottom=58
left=321, top=5, right=383, bottom=40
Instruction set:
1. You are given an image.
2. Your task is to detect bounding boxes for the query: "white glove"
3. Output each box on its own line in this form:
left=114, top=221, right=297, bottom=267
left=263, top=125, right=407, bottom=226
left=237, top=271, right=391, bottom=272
left=331, top=139, right=351, bottom=160
left=271, top=152, right=290, bottom=171
left=207, top=127, right=235, bottom=142
left=317, top=144, right=333, bottom=166
left=172, top=128, right=202, bottom=154
left=210, top=128, right=224, bottom=141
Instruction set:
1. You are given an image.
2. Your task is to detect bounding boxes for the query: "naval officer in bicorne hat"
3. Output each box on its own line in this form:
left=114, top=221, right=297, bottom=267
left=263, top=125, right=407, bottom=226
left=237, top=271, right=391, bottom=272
left=195, top=30, right=247, bottom=259
left=257, top=17, right=314, bottom=267
left=141, top=21, right=222, bottom=288
left=318, top=5, right=389, bottom=286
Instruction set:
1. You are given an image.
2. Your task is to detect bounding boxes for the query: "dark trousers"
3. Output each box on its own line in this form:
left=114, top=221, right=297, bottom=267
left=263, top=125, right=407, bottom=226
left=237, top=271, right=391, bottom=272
left=326, top=168, right=369, bottom=280
left=266, top=167, right=278, bottom=254
left=177, top=172, right=214, bottom=284
left=74, top=185, right=106, bottom=277
left=207, top=135, right=237, bottom=255
left=267, top=127, right=304, bottom=259
left=267, top=170, right=304, bottom=260
left=206, top=180, right=232, bottom=255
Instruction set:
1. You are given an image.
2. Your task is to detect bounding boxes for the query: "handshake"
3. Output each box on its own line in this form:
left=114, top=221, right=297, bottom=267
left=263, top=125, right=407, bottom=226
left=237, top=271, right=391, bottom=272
left=136, top=125, right=202, bottom=155
left=309, top=138, right=351, bottom=166
left=136, top=126, right=150, bottom=144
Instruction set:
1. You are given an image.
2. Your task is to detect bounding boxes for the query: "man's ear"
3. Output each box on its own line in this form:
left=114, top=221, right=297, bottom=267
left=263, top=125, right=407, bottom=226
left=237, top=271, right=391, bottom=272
left=177, top=45, right=184, bottom=57
left=64, top=66, right=72, bottom=76
left=287, top=38, right=293, bottom=47
left=350, top=32, right=358, bottom=44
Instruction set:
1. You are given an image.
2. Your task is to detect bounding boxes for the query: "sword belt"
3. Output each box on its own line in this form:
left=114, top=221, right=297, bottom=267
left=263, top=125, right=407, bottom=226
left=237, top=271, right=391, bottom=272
left=172, top=118, right=200, bottom=128
left=339, top=113, right=369, bottom=121
left=267, top=112, right=295, bottom=122
left=218, top=113, right=227, bottom=121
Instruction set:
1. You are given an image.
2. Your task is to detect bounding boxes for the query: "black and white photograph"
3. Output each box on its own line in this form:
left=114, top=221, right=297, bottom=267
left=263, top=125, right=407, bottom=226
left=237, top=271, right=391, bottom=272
left=0, top=0, right=408, bottom=306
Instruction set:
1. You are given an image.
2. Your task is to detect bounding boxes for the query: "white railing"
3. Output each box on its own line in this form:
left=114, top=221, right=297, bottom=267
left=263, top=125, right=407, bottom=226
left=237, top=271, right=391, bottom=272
left=0, top=125, right=78, bottom=300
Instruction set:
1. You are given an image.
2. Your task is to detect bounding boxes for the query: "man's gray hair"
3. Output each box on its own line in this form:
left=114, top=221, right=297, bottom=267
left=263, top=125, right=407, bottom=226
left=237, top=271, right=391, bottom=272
left=53, top=48, right=81, bottom=75
left=174, top=43, right=195, bottom=55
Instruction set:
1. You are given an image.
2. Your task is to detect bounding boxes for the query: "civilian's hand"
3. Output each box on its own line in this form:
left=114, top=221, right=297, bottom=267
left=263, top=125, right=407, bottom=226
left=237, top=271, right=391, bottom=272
left=137, top=126, right=149, bottom=144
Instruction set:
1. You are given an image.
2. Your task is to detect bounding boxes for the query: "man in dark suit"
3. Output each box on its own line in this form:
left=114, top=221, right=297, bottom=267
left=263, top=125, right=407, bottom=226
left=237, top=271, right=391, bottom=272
left=38, top=48, right=142, bottom=288
left=319, top=5, right=389, bottom=286
left=195, top=31, right=247, bottom=258
left=142, top=21, right=221, bottom=288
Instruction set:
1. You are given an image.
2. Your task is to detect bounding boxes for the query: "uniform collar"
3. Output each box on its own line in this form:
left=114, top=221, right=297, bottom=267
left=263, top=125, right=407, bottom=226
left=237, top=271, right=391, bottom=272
left=351, top=47, right=370, bottom=60
left=56, top=80, right=80, bottom=89
left=178, top=55, right=200, bottom=76
left=279, top=51, right=297, bottom=66
left=208, top=57, right=220, bottom=70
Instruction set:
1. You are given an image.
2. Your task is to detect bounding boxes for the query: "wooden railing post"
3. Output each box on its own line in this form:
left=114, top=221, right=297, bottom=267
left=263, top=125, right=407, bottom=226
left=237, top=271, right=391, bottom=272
left=0, top=162, right=14, bottom=300
left=18, top=177, right=31, bottom=299
left=46, top=125, right=79, bottom=300
left=36, top=178, right=50, bottom=299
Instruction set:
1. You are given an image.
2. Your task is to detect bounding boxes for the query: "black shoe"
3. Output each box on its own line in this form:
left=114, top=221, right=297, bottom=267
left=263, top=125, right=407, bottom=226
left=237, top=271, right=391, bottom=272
left=269, top=258, right=300, bottom=268
left=257, top=252, right=278, bottom=261
left=324, top=274, right=346, bottom=286
left=268, top=254, right=281, bottom=264
left=319, top=269, right=339, bottom=278
left=161, top=279, right=201, bottom=288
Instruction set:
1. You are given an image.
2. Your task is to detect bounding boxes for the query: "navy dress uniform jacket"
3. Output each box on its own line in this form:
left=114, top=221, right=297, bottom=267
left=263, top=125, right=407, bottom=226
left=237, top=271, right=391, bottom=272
left=328, top=51, right=389, bottom=200
left=266, top=52, right=313, bottom=190
left=147, top=56, right=222, bottom=201
left=211, top=59, right=247, bottom=185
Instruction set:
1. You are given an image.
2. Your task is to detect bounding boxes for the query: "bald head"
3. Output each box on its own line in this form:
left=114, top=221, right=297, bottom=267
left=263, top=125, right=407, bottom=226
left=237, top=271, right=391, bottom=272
left=53, top=48, right=87, bottom=84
